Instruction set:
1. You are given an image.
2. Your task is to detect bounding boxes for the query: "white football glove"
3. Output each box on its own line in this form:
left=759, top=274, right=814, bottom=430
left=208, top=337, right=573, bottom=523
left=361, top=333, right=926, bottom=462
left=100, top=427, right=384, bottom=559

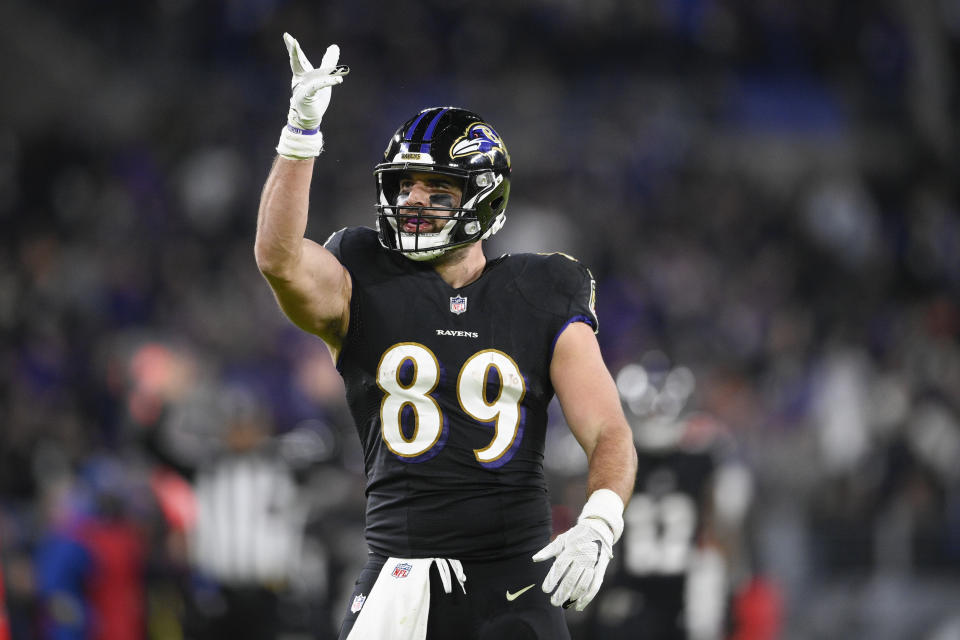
left=532, top=488, right=624, bottom=611
left=276, top=33, right=349, bottom=159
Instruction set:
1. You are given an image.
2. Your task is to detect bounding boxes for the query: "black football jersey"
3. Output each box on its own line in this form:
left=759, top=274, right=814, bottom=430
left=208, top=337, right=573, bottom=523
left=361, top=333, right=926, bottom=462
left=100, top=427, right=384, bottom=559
left=325, top=226, right=598, bottom=560
left=615, top=447, right=716, bottom=591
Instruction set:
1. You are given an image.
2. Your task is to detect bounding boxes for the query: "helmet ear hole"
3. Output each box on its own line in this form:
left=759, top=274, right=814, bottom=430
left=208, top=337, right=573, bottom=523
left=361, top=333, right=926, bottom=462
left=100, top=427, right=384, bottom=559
left=490, top=196, right=504, bottom=212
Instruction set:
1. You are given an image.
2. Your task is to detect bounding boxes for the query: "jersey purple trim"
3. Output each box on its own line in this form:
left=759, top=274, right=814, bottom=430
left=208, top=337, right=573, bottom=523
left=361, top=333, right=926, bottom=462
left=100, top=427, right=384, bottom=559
left=550, top=315, right=597, bottom=357
left=478, top=404, right=527, bottom=470
left=394, top=413, right=450, bottom=464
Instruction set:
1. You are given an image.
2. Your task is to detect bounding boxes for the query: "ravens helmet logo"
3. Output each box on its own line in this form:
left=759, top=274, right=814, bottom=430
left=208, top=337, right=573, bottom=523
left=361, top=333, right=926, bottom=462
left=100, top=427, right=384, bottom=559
left=450, top=123, right=510, bottom=166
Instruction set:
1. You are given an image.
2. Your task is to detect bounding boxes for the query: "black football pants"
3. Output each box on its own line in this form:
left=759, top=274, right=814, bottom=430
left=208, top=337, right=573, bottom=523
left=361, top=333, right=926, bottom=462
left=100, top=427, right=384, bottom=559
left=338, top=551, right=571, bottom=639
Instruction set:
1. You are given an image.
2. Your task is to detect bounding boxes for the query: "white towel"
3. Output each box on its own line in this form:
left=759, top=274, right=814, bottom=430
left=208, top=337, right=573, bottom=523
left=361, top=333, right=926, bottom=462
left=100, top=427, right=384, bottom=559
left=347, top=557, right=466, bottom=640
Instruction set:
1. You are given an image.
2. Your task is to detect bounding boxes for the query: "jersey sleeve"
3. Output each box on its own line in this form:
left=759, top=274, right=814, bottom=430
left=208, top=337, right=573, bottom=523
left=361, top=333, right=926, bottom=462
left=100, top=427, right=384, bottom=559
left=514, top=252, right=599, bottom=336
left=322, top=227, right=349, bottom=262
left=322, top=226, right=388, bottom=277
left=546, top=252, right=599, bottom=334
left=320, top=226, right=400, bottom=370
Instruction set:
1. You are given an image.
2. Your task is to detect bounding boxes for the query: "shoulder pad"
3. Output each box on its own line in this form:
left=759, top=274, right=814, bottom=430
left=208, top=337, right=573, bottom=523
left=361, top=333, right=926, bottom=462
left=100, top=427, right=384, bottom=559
left=325, top=226, right=412, bottom=283
left=512, top=252, right=598, bottom=332
left=323, top=226, right=379, bottom=262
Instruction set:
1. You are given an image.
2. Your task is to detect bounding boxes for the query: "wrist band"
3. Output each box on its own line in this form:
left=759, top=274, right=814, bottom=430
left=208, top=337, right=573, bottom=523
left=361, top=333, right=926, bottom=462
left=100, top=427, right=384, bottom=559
left=578, top=488, right=625, bottom=543
left=277, top=124, right=324, bottom=159
left=286, top=124, right=319, bottom=135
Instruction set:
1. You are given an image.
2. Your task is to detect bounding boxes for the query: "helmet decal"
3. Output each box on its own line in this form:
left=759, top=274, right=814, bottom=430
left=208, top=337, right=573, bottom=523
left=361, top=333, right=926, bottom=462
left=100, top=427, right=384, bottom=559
left=450, top=123, right=510, bottom=166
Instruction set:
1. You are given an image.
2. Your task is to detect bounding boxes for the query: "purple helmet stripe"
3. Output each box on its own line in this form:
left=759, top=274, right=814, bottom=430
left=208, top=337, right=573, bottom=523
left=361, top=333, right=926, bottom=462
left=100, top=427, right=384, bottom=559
left=418, top=107, right=449, bottom=152
left=403, top=109, right=431, bottom=141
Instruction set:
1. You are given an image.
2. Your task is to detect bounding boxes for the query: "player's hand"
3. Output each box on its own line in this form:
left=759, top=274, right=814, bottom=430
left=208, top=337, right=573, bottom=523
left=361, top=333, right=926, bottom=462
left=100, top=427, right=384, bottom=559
left=284, top=33, right=348, bottom=130
left=532, top=517, right=614, bottom=611
left=276, top=33, right=349, bottom=158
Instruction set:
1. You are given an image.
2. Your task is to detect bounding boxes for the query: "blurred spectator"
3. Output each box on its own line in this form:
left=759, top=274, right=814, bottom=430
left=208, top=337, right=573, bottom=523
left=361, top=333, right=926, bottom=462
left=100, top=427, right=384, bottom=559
left=33, top=460, right=147, bottom=640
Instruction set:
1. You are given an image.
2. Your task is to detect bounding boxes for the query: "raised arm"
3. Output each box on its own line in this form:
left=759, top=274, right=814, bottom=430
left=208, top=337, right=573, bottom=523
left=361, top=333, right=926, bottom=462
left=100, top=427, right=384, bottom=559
left=255, top=157, right=350, bottom=349
left=254, top=34, right=352, bottom=353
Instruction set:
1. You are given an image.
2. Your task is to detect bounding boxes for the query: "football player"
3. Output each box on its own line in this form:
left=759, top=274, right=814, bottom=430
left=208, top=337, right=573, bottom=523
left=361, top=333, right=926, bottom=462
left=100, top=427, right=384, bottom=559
left=579, top=356, right=755, bottom=640
left=255, top=35, right=637, bottom=640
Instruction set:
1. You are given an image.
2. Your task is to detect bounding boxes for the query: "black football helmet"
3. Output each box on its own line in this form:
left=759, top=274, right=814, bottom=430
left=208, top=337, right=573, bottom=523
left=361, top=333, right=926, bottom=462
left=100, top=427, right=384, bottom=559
left=374, top=107, right=511, bottom=260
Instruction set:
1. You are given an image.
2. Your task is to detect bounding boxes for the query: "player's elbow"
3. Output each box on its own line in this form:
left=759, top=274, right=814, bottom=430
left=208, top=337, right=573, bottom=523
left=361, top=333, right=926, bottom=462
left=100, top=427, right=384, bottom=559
left=254, top=238, right=295, bottom=280
left=254, top=245, right=277, bottom=277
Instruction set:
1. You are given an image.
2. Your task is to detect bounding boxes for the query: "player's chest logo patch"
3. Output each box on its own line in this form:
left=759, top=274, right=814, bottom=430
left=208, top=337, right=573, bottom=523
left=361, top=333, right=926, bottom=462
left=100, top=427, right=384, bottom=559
left=450, top=295, right=468, bottom=315
left=391, top=562, right=413, bottom=578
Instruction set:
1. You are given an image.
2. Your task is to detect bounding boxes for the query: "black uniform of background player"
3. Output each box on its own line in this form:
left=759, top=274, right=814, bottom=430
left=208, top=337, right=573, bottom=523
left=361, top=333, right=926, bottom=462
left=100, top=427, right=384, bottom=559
left=329, top=226, right=597, bottom=638
left=577, top=380, right=745, bottom=640
left=596, top=442, right=717, bottom=639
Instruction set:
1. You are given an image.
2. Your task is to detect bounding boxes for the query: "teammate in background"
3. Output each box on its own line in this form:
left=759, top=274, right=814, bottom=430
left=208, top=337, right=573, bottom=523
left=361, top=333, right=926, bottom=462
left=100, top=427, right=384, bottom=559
left=255, top=34, right=637, bottom=639
left=582, top=354, right=758, bottom=640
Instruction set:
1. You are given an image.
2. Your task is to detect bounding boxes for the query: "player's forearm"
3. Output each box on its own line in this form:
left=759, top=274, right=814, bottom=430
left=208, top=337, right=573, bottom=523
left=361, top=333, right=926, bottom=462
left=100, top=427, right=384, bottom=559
left=255, top=155, right=315, bottom=276
left=586, top=422, right=637, bottom=506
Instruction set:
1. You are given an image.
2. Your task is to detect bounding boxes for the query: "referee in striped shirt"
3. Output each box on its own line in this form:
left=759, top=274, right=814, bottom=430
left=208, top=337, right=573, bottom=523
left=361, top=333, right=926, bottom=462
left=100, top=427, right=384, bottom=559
left=147, top=385, right=323, bottom=640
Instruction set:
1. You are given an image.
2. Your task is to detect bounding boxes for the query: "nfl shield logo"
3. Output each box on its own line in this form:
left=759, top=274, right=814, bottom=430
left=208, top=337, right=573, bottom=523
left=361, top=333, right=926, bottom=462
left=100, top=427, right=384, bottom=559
left=391, top=562, right=413, bottom=579
left=450, top=295, right=468, bottom=315
left=350, top=593, right=366, bottom=613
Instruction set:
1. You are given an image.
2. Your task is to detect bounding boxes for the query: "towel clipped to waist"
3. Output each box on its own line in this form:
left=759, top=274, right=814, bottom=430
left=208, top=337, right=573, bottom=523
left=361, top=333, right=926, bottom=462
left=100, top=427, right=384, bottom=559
left=346, top=557, right=466, bottom=640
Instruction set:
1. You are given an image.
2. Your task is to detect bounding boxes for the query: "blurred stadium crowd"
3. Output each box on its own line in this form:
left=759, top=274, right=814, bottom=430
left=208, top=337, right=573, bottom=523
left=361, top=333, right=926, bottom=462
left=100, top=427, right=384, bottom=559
left=1, top=0, right=959, bottom=638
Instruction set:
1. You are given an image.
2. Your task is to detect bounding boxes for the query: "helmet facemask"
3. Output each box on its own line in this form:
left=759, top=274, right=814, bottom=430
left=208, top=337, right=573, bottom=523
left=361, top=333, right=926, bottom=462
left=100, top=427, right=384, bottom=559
left=376, top=166, right=507, bottom=261
left=374, top=107, right=511, bottom=261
